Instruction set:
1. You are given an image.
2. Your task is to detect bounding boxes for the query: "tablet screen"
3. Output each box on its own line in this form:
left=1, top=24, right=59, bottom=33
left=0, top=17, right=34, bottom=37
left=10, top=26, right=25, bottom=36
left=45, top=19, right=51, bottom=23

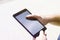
left=15, top=10, right=44, bottom=35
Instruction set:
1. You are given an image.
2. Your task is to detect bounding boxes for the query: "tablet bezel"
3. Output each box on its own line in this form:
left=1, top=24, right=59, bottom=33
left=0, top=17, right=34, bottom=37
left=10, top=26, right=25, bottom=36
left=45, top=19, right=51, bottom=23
left=13, top=9, right=46, bottom=38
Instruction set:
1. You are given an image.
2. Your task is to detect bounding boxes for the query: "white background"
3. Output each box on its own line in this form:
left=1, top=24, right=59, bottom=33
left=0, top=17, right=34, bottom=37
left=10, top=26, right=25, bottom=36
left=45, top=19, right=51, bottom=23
left=0, top=0, right=60, bottom=40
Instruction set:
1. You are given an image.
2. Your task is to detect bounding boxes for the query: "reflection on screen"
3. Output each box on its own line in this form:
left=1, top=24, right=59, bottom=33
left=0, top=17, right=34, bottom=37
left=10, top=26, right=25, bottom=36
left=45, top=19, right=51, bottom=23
left=16, top=11, right=44, bottom=35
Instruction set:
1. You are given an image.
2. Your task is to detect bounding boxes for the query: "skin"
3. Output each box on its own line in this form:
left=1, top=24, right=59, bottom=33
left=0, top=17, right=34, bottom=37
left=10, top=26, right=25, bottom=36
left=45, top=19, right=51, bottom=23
left=26, top=14, right=60, bottom=26
left=49, top=15, right=60, bottom=26
left=26, top=14, right=60, bottom=40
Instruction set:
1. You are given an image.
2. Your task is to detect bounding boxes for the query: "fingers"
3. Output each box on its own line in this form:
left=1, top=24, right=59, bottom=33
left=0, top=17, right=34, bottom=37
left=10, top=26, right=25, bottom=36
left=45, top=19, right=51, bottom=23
left=33, top=38, right=36, bottom=40
left=26, top=15, right=34, bottom=19
left=26, top=15, right=40, bottom=20
left=43, top=31, right=47, bottom=36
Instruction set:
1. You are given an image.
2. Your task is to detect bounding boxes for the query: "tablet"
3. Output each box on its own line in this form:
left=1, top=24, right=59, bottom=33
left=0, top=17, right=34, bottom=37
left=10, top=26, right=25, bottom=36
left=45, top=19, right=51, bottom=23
left=13, top=9, right=46, bottom=38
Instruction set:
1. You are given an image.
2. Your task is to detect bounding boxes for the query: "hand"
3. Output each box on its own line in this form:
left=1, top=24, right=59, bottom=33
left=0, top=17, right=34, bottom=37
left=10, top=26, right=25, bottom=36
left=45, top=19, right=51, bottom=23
left=33, top=31, right=47, bottom=40
left=26, top=15, right=49, bottom=25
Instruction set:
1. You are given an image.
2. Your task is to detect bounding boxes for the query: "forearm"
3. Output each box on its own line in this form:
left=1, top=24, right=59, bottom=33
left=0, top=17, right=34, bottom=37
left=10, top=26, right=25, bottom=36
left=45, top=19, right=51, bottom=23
left=46, top=14, right=60, bottom=26
left=47, top=15, right=60, bottom=22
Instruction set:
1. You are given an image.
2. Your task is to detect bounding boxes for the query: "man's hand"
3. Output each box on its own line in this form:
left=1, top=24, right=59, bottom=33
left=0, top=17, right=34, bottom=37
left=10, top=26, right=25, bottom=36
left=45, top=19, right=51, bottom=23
left=26, top=15, right=49, bottom=25
left=33, top=31, right=47, bottom=40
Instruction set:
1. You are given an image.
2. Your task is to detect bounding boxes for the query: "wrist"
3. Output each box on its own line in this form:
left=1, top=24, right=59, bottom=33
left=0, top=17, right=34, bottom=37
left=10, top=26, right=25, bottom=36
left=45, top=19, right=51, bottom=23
left=40, top=16, right=54, bottom=25
left=37, top=16, right=49, bottom=25
left=45, top=16, right=54, bottom=23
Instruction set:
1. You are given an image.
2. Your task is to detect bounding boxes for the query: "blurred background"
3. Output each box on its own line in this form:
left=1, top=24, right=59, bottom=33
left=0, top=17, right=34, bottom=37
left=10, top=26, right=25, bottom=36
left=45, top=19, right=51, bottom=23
left=0, top=0, right=60, bottom=40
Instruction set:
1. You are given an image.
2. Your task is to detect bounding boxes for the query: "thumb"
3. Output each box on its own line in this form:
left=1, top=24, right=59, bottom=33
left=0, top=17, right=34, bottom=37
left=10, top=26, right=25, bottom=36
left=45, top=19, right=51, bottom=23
left=26, top=15, right=38, bottom=20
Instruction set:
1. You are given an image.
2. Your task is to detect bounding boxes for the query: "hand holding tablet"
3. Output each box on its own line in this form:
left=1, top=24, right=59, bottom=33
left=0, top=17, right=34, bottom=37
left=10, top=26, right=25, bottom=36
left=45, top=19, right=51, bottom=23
left=13, top=9, right=47, bottom=38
